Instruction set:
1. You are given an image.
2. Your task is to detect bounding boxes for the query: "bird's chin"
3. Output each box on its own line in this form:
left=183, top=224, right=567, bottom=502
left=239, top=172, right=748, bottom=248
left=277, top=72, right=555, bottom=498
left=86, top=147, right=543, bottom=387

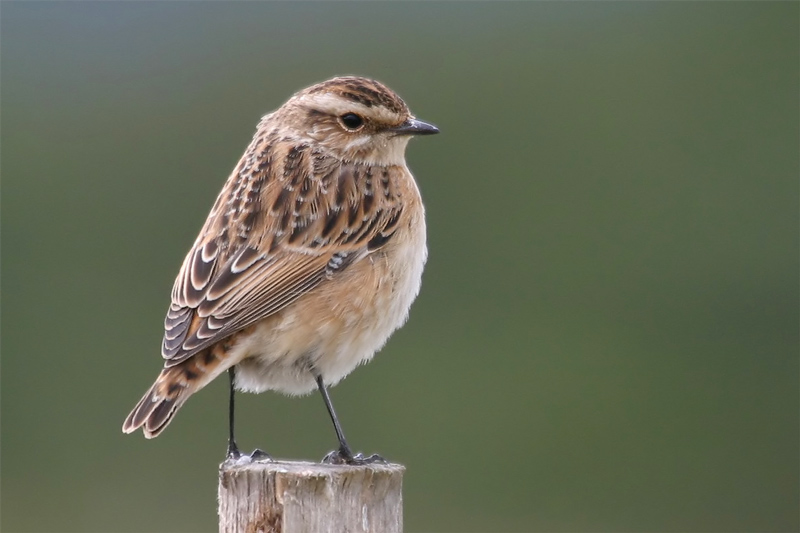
left=348, top=137, right=412, bottom=167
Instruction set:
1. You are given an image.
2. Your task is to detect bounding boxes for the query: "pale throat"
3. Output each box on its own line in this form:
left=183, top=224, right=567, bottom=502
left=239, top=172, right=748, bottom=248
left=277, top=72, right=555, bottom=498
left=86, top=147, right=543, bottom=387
left=344, top=135, right=412, bottom=166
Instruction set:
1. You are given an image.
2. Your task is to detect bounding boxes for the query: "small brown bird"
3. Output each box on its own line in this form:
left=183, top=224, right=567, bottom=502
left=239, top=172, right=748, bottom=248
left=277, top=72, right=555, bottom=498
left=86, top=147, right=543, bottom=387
left=122, top=76, right=438, bottom=464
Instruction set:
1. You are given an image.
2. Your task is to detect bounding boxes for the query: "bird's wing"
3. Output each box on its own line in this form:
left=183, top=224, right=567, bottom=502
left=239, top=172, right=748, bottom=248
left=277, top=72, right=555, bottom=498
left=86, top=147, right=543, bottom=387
left=161, top=143, right=405, bottom=366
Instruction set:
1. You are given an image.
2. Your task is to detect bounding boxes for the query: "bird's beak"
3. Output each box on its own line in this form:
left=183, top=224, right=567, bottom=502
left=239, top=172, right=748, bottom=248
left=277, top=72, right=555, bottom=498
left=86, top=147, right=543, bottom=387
left=391, top=118, right=440, bottom=136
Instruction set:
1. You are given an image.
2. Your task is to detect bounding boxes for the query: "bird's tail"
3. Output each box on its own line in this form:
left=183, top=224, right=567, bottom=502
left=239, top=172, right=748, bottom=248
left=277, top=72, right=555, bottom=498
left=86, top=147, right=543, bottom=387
left=122, top=346, right=229, bottom=438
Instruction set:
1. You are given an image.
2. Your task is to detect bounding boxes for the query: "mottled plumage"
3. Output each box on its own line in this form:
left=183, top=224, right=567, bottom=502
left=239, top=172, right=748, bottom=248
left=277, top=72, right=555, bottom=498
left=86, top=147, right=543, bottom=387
left=122, top=77, right=437, bottom=462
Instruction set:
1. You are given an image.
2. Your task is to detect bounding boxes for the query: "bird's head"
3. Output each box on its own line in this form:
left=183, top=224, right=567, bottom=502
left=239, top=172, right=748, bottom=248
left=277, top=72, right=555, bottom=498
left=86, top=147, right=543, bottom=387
left=274, top=76, right=438, bottom=165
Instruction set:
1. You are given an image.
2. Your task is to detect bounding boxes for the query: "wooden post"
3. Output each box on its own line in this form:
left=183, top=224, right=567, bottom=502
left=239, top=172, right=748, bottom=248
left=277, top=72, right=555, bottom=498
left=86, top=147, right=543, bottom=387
left=218, top=459, right=405, bottom=533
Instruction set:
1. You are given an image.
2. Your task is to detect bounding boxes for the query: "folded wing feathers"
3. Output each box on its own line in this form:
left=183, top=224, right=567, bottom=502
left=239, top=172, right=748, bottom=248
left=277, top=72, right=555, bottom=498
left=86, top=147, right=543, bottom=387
left=160, top=158, right=405, bottom=365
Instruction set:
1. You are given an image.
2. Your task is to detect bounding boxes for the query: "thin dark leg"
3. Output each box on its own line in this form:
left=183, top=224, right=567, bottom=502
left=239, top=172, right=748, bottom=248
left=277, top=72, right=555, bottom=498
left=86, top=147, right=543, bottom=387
left=226, top=367, right=241, bottom=459
left=315, top=373, right=385, bottom=465
left=226, top=366, right=270, bottom=462
left=315, top=374, right=354, bottom=460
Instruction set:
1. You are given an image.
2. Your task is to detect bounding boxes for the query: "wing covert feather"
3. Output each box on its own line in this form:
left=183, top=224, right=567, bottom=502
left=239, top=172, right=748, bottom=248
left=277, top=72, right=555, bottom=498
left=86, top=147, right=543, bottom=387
left=160, top=147, right=407, bottom=366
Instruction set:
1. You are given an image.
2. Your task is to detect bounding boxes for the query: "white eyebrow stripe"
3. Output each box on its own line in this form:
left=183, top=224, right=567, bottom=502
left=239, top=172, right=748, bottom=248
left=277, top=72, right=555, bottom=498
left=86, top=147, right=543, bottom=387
left=294, top=93, right=403, bottom=124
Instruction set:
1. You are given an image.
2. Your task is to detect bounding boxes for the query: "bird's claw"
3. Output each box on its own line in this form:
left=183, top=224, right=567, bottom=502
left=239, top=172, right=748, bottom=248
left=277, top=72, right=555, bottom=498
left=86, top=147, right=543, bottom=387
left=226, top=443, right=241, bottom=460
left=248, top=448, right=272, bottom=461
left=322, top=448, right=387, bottom=465
left=225, top=447, right=272, bottom=464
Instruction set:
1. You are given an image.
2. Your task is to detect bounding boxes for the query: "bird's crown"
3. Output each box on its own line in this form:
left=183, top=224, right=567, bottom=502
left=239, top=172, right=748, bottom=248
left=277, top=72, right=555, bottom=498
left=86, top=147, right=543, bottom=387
left=299, top=76, right=410, bottom=117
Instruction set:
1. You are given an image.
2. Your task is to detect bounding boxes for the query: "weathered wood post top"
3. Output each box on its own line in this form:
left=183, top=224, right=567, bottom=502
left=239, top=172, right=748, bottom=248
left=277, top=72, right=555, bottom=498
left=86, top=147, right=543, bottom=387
left=218, top=459, right=405, bottom=533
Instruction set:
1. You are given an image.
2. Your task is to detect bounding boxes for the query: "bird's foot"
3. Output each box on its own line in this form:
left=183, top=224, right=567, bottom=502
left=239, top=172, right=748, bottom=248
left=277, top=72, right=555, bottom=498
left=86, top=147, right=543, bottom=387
left=225, top=444, right=272, bottom=464
left=322, top=447, right=387, bottom=465
left=226, top=441, right=241, bottom=460
left=248, top=448, right=272, bottom=461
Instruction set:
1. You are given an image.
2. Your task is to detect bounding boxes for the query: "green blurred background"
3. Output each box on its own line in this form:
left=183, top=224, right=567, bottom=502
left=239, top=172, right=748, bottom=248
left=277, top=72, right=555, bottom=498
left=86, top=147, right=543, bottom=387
left=2, top=2, right=797, bottom=532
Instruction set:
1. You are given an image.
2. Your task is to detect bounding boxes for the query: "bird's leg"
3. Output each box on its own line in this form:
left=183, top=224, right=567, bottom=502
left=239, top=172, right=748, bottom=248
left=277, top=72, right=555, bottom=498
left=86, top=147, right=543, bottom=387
left=315, top=372, right=386, bottom=465
left=226, top=366, right=271, bottom=462
left=316, top=373, right=353, bottom=460
left=226, top=367, right=241, bottom=459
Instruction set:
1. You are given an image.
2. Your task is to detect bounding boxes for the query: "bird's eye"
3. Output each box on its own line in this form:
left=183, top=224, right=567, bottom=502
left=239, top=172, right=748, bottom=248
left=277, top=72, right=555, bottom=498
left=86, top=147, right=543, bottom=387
left=339, top=113, right=364, bottom=131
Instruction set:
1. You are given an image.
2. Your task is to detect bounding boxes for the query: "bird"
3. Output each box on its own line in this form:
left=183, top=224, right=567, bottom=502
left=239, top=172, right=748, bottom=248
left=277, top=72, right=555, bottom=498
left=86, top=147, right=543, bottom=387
left=122, top=76, right=438, bottom=464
